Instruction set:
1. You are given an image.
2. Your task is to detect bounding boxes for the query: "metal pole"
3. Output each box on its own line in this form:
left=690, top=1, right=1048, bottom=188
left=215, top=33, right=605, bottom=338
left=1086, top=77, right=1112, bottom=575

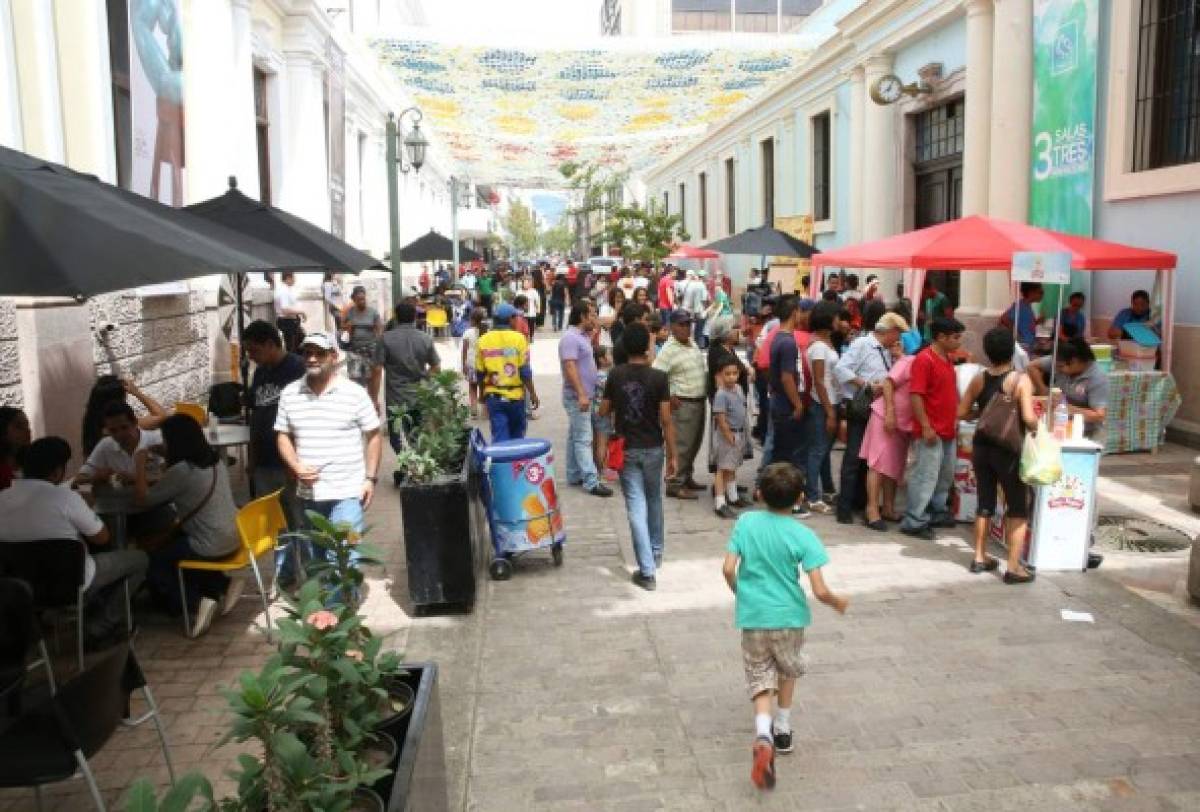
left=386, top=113, right=402, bottom=310
left=450, top=176, right=460, bottom=285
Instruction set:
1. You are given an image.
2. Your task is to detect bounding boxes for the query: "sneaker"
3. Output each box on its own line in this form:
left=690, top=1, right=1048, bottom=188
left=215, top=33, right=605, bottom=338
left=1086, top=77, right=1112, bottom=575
left=900, top=524, right=935, bottom=541
left=220, top=577, right=246, bottom=616
left=730, top=497, right=754, bottom=509
left=714, top=504, right=738, bottom=519
left=931, top=516, right=957, bottom=529
left=631, top=572, right=657, bottom=591
left=773, top=727, right=794, bottom=755
left=667, top=487, right=698, bottom=500
left=822, top=490, right=838, bottom=503
left=191, top=597, right=219, bottom=638
left=808, top=500, right=833, bottom=515
left=751, top=736, right=776, bottom=790
left=587, top=483, right=614, bottom=498
left=791, top=503, right=811, bottom=519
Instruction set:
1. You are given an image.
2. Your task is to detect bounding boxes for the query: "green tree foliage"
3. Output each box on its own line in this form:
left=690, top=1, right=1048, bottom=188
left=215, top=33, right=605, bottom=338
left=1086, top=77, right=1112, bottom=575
left=559, top=161, right=629, bottom=251
left=501, top=198, right=540, bottom=259
left=600, top=200, right=689, bottom=267
left=540, top=215, right=577, bottom=256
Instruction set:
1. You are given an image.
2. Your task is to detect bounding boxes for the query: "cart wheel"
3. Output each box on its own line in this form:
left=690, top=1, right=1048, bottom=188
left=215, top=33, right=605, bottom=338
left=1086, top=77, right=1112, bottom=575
left=489, top=558, right=513, bottom=581
left=552, top=544, right=564, bottom=567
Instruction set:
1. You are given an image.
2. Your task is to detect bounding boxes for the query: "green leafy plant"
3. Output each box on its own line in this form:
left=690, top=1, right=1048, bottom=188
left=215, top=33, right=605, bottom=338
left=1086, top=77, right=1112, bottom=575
left=600, top=199, right=689, bottom=268
left=125, top=773, right=214, bottom=812
left=391, top=370, right=471, bottom=484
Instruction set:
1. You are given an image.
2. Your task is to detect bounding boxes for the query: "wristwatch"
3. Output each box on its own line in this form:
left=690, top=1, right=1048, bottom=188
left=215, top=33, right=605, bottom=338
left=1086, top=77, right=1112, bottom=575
left=365, top=475, right=378, bottom=484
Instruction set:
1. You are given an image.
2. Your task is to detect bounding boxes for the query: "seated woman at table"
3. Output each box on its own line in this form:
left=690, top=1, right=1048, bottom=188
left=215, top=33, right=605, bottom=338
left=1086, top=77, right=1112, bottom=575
left=0, top=406, right=31, bottom=489
left=1027, top=337, right=1108, bottom=447
left=133, top=414, right=241, bottom=638
left=81, top=374, right=169, bottom=456
left=1106, top=289, right=1158, bottom=340
left=1058, top=292, right=1087, bottom=339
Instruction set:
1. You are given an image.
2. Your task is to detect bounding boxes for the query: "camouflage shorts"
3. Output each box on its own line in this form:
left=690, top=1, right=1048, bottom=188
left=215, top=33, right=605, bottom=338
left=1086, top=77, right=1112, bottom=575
left=741, top=629, right=807, bottom=698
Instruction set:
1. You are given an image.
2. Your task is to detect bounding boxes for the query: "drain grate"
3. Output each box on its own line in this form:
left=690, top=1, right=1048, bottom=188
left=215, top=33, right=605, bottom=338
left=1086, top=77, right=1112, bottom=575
left=1094, top=516, right=1195, bottom=554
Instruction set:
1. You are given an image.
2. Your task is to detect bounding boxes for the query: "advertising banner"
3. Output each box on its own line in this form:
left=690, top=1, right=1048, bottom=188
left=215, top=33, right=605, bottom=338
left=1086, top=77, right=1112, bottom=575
left=130, top=0, right=185, bottom=207
left=1030, top=0, right=1099, bottom=298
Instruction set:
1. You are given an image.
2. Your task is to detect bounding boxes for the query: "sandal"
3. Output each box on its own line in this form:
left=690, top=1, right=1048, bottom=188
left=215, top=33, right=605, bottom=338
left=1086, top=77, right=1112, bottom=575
left=969, top=558, right=1000, bottom=574
left=865, top=519, right=888, bottom=532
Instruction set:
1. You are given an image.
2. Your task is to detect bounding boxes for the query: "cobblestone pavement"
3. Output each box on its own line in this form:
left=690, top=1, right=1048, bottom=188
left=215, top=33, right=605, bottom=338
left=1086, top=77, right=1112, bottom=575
left=5, top=335, right=1200, bottom=811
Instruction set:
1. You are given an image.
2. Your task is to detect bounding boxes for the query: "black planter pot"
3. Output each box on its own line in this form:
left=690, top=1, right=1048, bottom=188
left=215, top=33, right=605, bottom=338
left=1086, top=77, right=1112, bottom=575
left=363, top=731, right=399, bottom=798
left=397, top=430, right=489, bottom=610
left=350, top=788, right=385, bottom=812
left=379, top=662, right=447, bottom=812
left=375, top=677, right=416, bottom=741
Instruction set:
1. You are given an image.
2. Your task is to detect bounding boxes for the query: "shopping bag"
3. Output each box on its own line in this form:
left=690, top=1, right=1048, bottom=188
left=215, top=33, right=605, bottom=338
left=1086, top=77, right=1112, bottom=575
left=975, top=372, right=1023, bottom=453
left=607, top=435, right=626, bottom=472
left=1019, top=429, right=1062, bottom=486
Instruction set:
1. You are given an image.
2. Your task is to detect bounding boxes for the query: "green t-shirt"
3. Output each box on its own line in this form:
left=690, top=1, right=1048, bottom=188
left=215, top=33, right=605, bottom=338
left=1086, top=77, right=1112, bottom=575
left=477, top=276, right=494, bottom=296
left=726, top=511, right=830, bottom=630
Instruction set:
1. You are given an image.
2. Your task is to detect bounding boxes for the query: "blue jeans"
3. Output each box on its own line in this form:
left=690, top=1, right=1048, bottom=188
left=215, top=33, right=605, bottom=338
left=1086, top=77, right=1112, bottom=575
left=757, top=417, right=775, bottom=478
left=693, top=319, right=708, bottom=348
left=252, top=466, right=305, bottom=585
left=901, top=437, right=956, bottom=531
left=619, top=446, right=665, bottom=578
left=802, top=406, right=835, bottom=502
left=550, top=301, right=565, bottom=331
left=563, top=396, right=599, bottom=490
left=301, top=497, right=365, bottom=601
left=486, top=394, right=527, bottom=442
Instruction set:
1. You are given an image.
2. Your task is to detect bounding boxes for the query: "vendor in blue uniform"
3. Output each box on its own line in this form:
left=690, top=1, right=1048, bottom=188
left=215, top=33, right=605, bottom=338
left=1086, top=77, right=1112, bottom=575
left=1000, top=282, right=1045, bottom=352
left=1106, top=289, right=1158, bottom=340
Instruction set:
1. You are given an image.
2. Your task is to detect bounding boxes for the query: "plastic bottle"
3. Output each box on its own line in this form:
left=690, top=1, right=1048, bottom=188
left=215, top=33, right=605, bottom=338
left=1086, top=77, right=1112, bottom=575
left=1053, top=399, right=1069, bottom=441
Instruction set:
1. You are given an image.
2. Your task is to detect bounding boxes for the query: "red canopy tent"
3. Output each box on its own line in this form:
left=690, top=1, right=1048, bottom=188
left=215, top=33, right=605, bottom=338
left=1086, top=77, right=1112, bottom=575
left=667, top=244, right=721, bottom=260
left=809, top=215, right=1178, bottom=367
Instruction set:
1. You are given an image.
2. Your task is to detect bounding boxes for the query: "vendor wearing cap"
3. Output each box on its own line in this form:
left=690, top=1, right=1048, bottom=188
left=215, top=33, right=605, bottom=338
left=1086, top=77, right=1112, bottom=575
left=653, top=310, right=708, bottom=499
left=476, top=303, right=540, bottom=442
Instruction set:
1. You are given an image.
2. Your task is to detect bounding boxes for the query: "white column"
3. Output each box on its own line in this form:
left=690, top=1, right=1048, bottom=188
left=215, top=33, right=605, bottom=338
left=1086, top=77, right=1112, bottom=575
left=986, top=0, right=1032, bottom=315
left=9, top=0, right=64, bottom=161
left=52, top=0, right=115, bottom=180
left=278, top=25, right=329, bottom=229
left=0, top=0, right=22, bottom=150
left=959, top=0, right=994, bottom=316
left=229, top=0, right=259, bottom=198
left=862, top=54, right=898, bottom=293
left=848, top=65, right=866, bottom=244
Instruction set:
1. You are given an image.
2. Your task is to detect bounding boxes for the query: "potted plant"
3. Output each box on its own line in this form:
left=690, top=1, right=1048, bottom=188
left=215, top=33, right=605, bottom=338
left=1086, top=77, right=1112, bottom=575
left=392, top=372, right=489, bottom=609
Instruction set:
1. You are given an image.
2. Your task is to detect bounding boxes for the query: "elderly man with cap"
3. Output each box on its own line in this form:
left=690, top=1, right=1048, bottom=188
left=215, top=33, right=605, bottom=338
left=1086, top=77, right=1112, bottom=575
left=653, top=310, right=709, bottom=499
left=275, top=331, right=383, bottom=548
left=476, top=303, right=540, bottom=442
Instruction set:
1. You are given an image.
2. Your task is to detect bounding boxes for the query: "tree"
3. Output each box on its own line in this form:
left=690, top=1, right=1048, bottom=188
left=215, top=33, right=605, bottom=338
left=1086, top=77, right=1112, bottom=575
left=599, top=200, right=689, bottom=268
left=500, top=199, right=539, bottom=260
left=560, top=161, right=629, bottom=255
left=539, top=216, right=576, bottom=257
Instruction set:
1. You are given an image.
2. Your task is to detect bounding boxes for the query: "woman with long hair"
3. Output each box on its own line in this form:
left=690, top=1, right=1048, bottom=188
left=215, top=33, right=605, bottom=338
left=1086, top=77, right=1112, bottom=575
left=134, top=414, right=241, bottom=637
left=81, top=375, right=168, bottom=455
left=631, top=286, right=650, bottom=308
left=598, top=286, right=626, bottom=348
left=0, top=406, right=31, bottom=489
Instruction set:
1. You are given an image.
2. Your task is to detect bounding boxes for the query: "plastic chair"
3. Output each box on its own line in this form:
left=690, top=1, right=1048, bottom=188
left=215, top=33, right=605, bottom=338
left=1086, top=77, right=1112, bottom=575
left=0, top=578, right=56, bottom=713
left=176, top=489, right=288, bottom=638
left=426, top=306, right=449, bottom=338
left=0, top=540, right=89, bottom=673
left=173, top=402, right=206, bottom=425
left=0, top=643, right=175, bottom=811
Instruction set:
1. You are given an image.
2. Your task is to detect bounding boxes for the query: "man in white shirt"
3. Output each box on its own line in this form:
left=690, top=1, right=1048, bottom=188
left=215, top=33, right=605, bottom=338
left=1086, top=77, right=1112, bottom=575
left=76, top=401, right=164, bottom=485
left=0, top=437, right=147, bottom=644
left=273, top=271, right=307, bottom=352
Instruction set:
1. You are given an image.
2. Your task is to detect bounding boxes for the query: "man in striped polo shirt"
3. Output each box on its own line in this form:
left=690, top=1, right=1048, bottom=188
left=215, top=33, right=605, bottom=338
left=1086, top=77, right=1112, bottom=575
left=275, top=332, right=383, bottom=556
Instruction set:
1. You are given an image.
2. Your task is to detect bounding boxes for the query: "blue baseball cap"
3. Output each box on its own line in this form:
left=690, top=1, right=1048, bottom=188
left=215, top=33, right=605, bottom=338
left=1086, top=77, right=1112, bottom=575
left=493, top=303, right=517, bottom=323
left=798, top=298, right=817, bottom=312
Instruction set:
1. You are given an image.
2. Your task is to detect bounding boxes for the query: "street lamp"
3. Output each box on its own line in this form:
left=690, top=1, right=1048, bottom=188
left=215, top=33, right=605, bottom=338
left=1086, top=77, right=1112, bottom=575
left=386, top=107, right=427, bottom=307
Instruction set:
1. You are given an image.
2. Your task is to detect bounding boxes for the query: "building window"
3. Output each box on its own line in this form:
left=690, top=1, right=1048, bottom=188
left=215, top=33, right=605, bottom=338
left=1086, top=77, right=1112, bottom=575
left=914, top=100, right=965, bottom=164
left=761, top=137, right=775, bottom=226
left=601, top=0, right=622, bottom=36
left=672, top=0, right=732, bottom=32
left=812, top=112, right=831, bottom=222
left=254, top=68, right=272, bottom=204
left=106, top=0, right=132, bottom=189
left=1133, top=0, right=1200, bottom=171
left=699, top=172, right=708, bottom=239
left=725, top=157, right=736, bottom=233
left=679, top=182, right=686, bottom=229
left=663, top=190, right=669, bottom=213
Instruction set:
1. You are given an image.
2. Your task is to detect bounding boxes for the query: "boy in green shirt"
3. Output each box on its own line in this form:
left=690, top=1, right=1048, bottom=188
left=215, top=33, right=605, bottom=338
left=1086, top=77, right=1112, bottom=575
left=722, top=463, right=849, bottom=790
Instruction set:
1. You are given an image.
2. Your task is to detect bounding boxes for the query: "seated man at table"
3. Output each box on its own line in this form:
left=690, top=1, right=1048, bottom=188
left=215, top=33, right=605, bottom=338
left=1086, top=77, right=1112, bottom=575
left=75, top=401, right=163, bottom=486
left=1107, top=289, right=1159, bottom=341
left=1028, top=337, right=1108, bottom=446
left=0, top=437, right=147, bottom=647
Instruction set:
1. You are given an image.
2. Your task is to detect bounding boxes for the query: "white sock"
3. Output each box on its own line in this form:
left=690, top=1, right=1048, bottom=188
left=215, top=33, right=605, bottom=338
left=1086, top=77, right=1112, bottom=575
left=726, top=482, right=740, bottom=502
left=755, top=713, right=773, bottom=739
left=774, top=707, right=792, bottom=734
left=714, top=494, right=726, bottom=509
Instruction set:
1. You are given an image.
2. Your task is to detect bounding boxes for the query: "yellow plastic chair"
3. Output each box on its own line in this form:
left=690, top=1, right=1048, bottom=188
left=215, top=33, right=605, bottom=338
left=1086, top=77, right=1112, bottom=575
left=174, top=402, right=206, bottom=425
left=425, top=306, right=449, bottom=338
left=176, top=489, right=288, bottom=638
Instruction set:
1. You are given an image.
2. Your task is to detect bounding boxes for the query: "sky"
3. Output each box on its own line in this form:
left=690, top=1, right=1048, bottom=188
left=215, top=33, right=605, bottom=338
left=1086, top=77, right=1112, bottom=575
left=421, top=0, right=596, bottom=39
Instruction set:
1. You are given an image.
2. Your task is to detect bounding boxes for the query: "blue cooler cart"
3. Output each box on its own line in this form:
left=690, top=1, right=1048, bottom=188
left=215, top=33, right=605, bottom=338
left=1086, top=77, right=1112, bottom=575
left=476, top=438, right=566, bottom=580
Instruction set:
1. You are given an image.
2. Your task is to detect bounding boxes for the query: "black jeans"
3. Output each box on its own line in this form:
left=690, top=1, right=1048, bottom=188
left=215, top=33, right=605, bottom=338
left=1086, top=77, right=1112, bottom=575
left=770, top=412, right=808, bottom=471
left=752, top=372, right=770, bottom=439
left=837, top=414, right=870, bottom=519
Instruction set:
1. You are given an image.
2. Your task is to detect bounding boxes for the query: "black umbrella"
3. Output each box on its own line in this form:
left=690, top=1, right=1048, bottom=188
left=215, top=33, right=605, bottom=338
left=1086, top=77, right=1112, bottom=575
left=701, top=226, right=819, bottom=258
left=399, top=229, right=483, bottom=263
left=0, top=147, right=320, bottom=298
left=187, top=177, right=383, bottom=274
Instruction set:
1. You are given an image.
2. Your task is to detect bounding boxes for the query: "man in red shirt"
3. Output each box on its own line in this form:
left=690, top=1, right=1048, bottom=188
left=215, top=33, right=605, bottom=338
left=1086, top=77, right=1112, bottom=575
left=657, top=265, right=678, bottom=324
left=900, top=316, right=965, bottom=539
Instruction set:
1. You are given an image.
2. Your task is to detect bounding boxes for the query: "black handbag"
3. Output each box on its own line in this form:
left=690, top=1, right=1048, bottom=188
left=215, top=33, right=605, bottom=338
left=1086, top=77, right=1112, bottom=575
left=847, top=346, right=890, bottom=422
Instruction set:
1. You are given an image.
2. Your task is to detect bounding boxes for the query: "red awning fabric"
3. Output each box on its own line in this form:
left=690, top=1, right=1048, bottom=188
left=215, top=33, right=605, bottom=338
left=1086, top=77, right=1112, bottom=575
left=811, top=215, right=1177, bottom=271
left=667, top=244, right=721, bottom=260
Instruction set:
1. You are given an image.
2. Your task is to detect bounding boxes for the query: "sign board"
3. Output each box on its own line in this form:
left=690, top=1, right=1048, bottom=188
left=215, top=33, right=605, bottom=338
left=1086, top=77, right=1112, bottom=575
left=1012, top=251, right=1072, bottom=285
left=770, top=214, right=813, bottom=293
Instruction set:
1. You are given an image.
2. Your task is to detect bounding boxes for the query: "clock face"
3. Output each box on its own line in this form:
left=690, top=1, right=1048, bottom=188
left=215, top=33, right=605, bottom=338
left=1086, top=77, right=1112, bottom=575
left=871, top=74, right=904, bottom=105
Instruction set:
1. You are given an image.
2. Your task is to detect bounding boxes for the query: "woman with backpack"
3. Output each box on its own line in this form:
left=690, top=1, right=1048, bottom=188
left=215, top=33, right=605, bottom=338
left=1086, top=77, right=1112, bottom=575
left=958, top=327, right=1040, bottom=583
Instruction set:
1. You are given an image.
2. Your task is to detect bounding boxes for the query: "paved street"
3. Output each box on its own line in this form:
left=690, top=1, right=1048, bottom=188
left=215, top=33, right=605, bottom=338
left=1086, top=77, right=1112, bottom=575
left=4, top=335, right=1200, bottom=811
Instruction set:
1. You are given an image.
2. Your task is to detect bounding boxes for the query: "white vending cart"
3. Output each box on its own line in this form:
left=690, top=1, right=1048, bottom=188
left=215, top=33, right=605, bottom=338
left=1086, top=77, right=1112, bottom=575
left=1029, top=438, right=1103, bottom=571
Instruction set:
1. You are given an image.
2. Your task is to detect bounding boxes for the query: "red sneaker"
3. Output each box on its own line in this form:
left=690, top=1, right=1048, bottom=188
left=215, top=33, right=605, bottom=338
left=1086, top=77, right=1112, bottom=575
left=751, top=736, right=776, bottom=790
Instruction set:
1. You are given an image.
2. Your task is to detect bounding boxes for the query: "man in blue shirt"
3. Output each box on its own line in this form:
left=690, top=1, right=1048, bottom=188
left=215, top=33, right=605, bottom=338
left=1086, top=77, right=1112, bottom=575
left=1107, top=289, right=1157, bottom=340
left=1000, top=282, right=1044, bottom=350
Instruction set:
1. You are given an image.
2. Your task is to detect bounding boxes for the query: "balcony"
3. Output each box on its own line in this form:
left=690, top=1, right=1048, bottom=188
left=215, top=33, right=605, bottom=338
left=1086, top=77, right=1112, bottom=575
left=457, top=206, right=494, bottom=239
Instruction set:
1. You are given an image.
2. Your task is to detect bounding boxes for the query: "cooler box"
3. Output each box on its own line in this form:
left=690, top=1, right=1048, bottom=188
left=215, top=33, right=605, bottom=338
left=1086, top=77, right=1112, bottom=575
left=479, top=438, right=566, bottom=555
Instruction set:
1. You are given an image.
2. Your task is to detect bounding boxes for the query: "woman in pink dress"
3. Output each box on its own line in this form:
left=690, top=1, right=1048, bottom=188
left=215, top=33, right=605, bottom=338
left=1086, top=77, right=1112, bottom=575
left=860, top=341, right=914, bottom=531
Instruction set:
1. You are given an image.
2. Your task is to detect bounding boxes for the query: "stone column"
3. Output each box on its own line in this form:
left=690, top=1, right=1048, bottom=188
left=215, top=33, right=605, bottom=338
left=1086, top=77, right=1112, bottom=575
left=229, top=0, right=260, bottom=199
left=9, top=0, right=64, bottom=160
left=958, top=0, right=993, bottom=318
left=53, top=0, right=116, bottom=181
left=985, top=0, right=1033, bottom=315
left=279, top=19, right=330, bottom=230
left=848, top=65, right=866, bottom=244
left=862, top=54, right=898, bottom=294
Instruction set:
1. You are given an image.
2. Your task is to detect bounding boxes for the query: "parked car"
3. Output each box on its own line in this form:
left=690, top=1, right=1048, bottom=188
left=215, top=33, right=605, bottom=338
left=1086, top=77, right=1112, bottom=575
left=587, top=256, right=619, bottom=275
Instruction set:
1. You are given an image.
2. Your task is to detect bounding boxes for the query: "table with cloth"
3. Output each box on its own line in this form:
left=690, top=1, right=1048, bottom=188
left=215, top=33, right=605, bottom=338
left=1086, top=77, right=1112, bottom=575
left=1104, top=370, right=1181, bottom=454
